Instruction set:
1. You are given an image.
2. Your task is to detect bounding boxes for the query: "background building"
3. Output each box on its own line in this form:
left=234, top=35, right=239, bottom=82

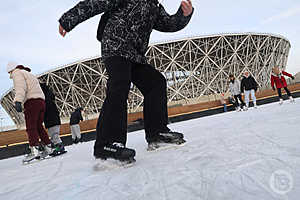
left=0, top=33, right=291, bottom=127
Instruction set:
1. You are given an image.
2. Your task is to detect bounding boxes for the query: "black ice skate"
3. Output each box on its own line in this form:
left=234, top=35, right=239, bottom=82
left=72, top=138, right=79, bottom=144
left=50, top=143, right=67, bottom=157
left=147, top=131, right=186, bottom=151
left=94, top=142, right=136, bottom=163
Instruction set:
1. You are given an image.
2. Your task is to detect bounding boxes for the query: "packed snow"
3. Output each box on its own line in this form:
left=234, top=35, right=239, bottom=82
left=0, top=99, right=300, bottom=200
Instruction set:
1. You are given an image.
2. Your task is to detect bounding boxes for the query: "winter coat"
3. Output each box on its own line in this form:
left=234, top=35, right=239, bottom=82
left=11, top=69, right=45, bottom=103
left=241, top=75, right=258, bottom=92
left=271, top=71, right=292, bottom=89
left=229, top=79, right=241, bottom=96
left=40, top=83, right=61, bottom=128
left=219, top=94, right=226, bottom=104
left=70, top=108, right=83, bottom=125
left=59, top=0, right=194, bottom=64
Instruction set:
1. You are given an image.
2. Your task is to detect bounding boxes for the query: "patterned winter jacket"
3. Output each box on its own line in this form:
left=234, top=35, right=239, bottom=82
left=59, top=0, right=194, bottom=64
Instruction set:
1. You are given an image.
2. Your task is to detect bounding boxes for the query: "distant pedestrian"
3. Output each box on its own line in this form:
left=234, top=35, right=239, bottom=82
left=229, top=74, right=245, bottom=111
left=70, top=107, right=84, bottom=144
left=241, top=71, right=258, bottom=109
left=7, top=62, right=53, bottom=163
left=40, top=83, right=65, bottom=155
left=271, top=66, right=295, bottom=105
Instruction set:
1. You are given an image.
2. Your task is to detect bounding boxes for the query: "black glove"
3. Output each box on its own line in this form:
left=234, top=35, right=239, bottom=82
left=291, top=76, right=295, bottom=80
left=15, top=102, right=22, bottom=112
left=272, top=86, right=275, bottom=91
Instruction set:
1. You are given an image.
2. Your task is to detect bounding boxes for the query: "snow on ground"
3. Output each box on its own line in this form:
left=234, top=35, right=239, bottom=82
left=1, top=99, right=300, bottom=200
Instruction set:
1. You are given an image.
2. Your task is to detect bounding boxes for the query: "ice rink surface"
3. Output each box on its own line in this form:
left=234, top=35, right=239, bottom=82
left=0, top=99, right=300, bottom=200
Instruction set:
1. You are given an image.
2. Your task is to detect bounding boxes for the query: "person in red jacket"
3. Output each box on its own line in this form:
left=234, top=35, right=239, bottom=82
left=271, top=66, right=295, bottom=104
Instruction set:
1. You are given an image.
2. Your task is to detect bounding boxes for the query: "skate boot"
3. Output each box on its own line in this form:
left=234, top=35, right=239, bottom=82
left=147, top=131, right=186, bottom=151
left=51, top=143, right=66, bottom=156
left=279, top=98, right=283, bottom=105
left=289, top=96, right=295, bottom=103
left=22, top=146, right=40, bottom=163
left=73, top=138, right=79, bottom=144
left=254, top=102, right=258, bottom=109
left=94, top=142, right=136, bottom=163
left=158, top=131, right=185, bottom=143
left=39, top=144, right=54, bottom=159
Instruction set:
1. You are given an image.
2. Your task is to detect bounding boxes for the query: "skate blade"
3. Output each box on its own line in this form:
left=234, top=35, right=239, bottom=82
left=22, top=156, right=41, bottom=165
left=93, top=158, right=135, bottom=171
left=49, top=150, right=67, bottom=157
left=147, top=140, right=186, bottom=152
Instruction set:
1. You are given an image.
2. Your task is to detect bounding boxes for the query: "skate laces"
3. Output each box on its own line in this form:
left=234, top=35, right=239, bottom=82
left=159, top=130, right=177, bottom=136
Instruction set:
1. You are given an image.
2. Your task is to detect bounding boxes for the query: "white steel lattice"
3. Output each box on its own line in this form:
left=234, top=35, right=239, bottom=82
left=0, top=33, right=291, bottom=127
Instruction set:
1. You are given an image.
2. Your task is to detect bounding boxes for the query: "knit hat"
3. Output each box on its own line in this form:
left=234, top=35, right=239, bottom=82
left=6, top=61, right=18, bottom=73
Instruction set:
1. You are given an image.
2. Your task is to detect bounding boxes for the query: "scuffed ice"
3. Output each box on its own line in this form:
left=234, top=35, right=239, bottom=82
left=0, top=100, right=299, bottom=200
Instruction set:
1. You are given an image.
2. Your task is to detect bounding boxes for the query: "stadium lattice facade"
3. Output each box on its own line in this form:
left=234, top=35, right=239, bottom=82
left=1, top=33, right=291, bottom=127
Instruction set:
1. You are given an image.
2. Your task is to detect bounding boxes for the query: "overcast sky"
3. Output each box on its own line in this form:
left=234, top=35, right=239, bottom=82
left=0, top=0, right=300, bottom=125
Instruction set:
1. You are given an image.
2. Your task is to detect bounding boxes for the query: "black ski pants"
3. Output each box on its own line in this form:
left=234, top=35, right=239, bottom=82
left=233, top=94, right=245, bottom=108
left=277, top=87, right=292, bottom=98
left=94, top=56, right=169, bottom=151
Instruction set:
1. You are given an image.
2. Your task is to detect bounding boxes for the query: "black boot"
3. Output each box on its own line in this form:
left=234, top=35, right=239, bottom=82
left=157, top=130, right=185, bottom=144
left=94, top=142, right=135, bottom=161
left=148, top=130, right=186, bottom=151
left=73, top=138, right=79, bottom=144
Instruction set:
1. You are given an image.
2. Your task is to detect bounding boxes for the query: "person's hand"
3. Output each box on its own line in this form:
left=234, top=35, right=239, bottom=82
left=15, top=102, right=22, bottom=112
left=59, top=24, right=67, bottom=37
left=181, top=0, right=193, bottom=16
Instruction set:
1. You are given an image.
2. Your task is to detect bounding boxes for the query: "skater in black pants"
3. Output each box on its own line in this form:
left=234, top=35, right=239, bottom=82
left=228, top=74, right=245, bottom=111
left=271, top=66, right=295, bottom=104
left=59, top=0, right=194, bottom=162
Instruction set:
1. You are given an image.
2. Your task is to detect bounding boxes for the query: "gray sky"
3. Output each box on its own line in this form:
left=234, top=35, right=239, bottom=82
left=1, top=0, right=300, bottom=125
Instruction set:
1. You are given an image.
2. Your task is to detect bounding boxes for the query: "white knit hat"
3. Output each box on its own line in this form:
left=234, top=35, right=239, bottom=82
left=6, top=61, right=18, bottom=73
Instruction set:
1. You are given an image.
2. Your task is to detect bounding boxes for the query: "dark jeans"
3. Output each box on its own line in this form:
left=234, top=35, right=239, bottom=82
left=233, top=94, right=245, bottom=108
left=277, top=87, right=292, bottom=98
left=24, top=99, right=51, bottom=146
left=94, top=56, right=169, bottom=151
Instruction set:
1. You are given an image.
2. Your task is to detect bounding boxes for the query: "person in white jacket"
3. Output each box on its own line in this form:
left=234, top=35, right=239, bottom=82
left=7, top=62, right=53, bottom=163
left=228, top=74, right=246, bottom=111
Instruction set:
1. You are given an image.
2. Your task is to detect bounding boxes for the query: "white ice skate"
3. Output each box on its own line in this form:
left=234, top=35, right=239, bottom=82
left=243, top=106, right=248, bottom=111
left=289, top=96, right=295, bottom=103
left=39, top=144, right=54, bottom=159
left=254, top=102, right=258, bottom=109
left=22, top=146, right=40, bottom=163
left=279, top=98, right=283, bottom=105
